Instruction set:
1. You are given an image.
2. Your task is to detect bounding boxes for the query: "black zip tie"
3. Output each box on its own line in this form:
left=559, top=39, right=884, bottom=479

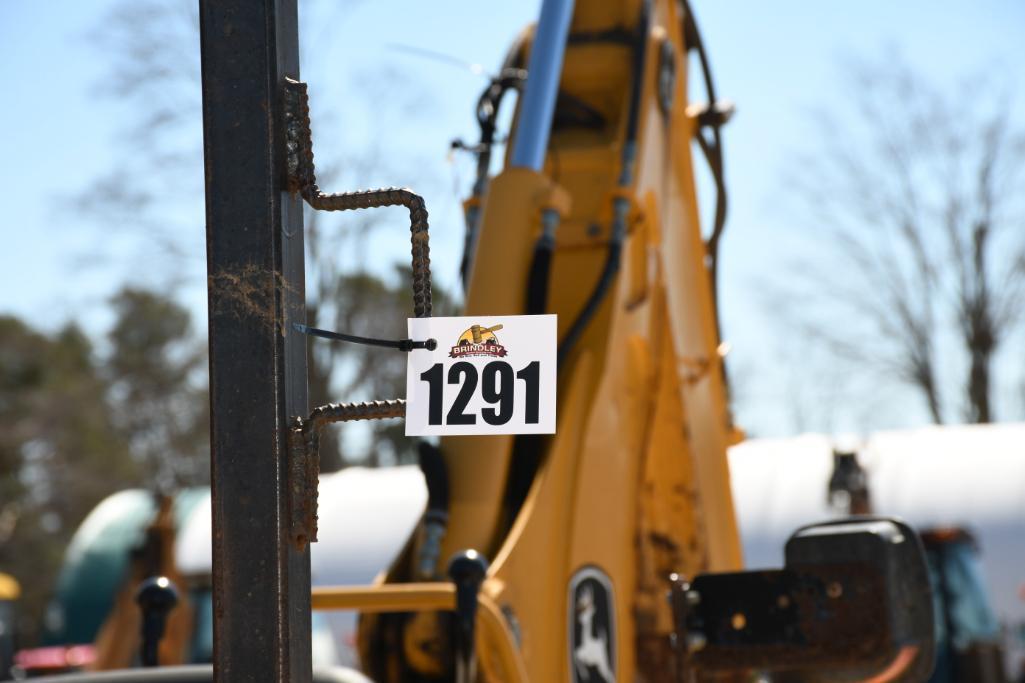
left=293, top=323, right=437, bottom=352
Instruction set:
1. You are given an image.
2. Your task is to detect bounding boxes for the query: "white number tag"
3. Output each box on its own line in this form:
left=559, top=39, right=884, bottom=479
left=404, top=315, right=557, bottom=436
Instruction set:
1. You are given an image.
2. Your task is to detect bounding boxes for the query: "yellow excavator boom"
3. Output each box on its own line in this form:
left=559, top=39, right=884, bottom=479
left=354, top=1, right=742, bottom=680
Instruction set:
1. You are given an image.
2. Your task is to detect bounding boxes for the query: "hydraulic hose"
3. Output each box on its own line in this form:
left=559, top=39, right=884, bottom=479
left=500, top=1, right=652, bottom=542
left=416, top=441, right=450, bottom=579
left=556, top=198, right=629, bottom=366
left=525, top=209, right=560, bottom=315
left=459, top=63, right=527, bottom=290
left=681, top=0, right=729, bottom=345
left=556, top=0, right=650, bottom=366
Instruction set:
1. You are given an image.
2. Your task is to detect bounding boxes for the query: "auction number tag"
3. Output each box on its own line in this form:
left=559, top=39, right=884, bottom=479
left=405, top=315, right=557, bottom=436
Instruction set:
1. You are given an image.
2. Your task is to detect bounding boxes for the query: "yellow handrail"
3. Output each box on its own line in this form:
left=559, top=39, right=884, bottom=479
left=312, top=582, right=454, bottom=612
left=312, top=583, right=528, bottom=683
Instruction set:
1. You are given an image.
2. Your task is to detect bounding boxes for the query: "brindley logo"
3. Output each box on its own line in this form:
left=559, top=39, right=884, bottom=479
left=449, top=324, right=508, bottom=358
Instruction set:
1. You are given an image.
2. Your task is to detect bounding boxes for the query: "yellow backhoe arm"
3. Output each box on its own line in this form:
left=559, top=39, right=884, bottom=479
left=355, top=1, right=741, bottom=681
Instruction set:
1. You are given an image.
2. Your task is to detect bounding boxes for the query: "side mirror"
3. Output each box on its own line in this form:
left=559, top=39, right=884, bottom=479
left=677, top=517, right=935, bottom=681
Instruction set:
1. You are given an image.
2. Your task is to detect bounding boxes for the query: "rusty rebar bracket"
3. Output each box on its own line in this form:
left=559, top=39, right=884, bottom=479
left=283, top=77, right=432, bottom=317
left=282, top=78, right=434, bottom=550
left=288, top=400, right=407, bottom=550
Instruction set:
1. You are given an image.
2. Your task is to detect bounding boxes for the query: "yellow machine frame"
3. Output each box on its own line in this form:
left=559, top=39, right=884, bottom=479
left=319, top=1, right=741, bottom=680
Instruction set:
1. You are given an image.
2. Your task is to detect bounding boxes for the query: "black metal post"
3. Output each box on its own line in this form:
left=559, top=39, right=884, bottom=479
left=199, top=1, right=311, bottom=681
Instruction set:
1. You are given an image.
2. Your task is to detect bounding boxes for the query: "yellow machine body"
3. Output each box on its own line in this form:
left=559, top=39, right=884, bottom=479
left=0, top=573, right=19, bottom=602
left=348, top=1, right=742, bottom=680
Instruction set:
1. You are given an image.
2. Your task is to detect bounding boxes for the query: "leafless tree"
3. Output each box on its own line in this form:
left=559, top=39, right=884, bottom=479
left=776, top=57, right=1025, bottom=425
left=79, top=0, right=445, bottom=467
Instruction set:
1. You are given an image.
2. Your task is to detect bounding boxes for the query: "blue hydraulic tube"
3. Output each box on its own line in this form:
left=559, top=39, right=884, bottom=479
left=509, top=0, right=576, bottom=171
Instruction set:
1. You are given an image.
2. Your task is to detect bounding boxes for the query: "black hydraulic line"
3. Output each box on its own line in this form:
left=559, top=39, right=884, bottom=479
left=525, top=244, right=553, bottom=314
left=458, top=35, right=528, bottom=291
left=500, top=2, right=653, bottom=545
left=556, top=1, right=730, bottom=368
left=522, top=98, right=615, bottom=314
left=681, top=0, right=729, bottom=344
left=416, top=442, right=450, bottom=579
left=618, top=0, right=650, bottom=186
left=556, top=202, right=627, bottom=367
left=458, top=69, right=526, bottom=290
left=464, top=47, right=605, bottom=299
left=556, top=0, right=651, bottom=367
left=525, top=209, right=560, bottom=315
left=523, top=46, right=621, bottom=316
left=473, top=69, right=529, bottom=195
left=418, top=442, right=450, bottom=515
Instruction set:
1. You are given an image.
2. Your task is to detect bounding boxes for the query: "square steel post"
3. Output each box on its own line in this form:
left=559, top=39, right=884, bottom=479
left=199, top=1, right=311, bottom=681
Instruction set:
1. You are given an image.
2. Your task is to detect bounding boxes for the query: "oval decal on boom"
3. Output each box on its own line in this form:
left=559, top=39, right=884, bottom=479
left=568, top=566, right=616, bottom=683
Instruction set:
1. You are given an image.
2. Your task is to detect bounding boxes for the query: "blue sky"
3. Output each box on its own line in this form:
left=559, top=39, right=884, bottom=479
left=1, top=1, right=1023, bottom=437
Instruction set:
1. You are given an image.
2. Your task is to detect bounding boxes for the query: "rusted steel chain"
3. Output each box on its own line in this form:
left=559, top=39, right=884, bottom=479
left=284, top=78, right=432, bottom=318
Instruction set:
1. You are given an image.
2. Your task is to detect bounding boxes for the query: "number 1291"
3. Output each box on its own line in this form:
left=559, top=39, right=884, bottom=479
left=419, top=360, right=540, bottom=426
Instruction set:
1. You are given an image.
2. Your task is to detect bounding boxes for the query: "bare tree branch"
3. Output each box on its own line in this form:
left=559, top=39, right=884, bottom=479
left=774, top=56, right=1025, bottom=426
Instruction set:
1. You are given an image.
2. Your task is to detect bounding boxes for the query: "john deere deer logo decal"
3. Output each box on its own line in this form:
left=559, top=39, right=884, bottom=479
left=569, top=567, right=616, bottom=683
left=449, top=324, right=508, bottom=358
